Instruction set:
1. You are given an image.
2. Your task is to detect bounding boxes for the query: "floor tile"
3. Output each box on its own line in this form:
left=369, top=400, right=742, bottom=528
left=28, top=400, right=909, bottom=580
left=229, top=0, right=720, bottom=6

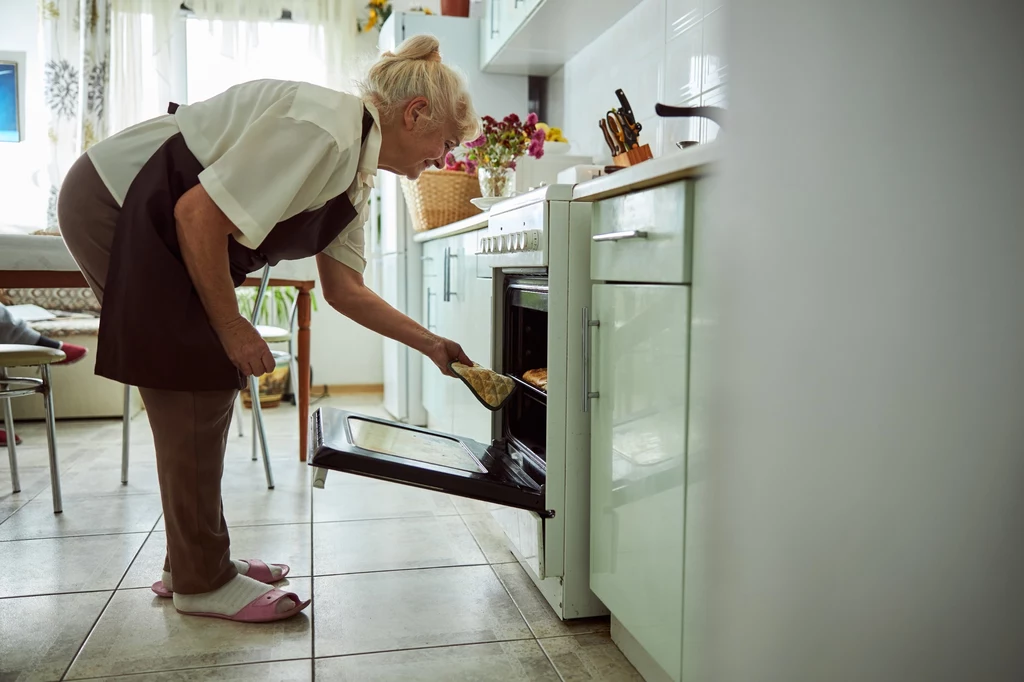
left=451, top=496, right=504, bottom=515
left=65, top=578, right=312, bottom=679
left=314, top=566, right=532, bottom=657
left=315, top=640, right=560, bottom=681
left=460, top=513, right=518, bottom=564
left=0, top=532, right=147, bottom=598
left=0, top=493, right=163, bottom=541
left=0, top=591, right=111, bottom=682
left=122, top=525, right=313, bottom=590
left=313, top=516, right=484, bottom=575
left=492, top=563, right=610, bottom=639
left=220, top=486, right=312, bottom=527
left=82, top=659, right=313, bottom=681
left=312, top=476, right=457, bottom=523
left=538, top=633, right=644, bottom=681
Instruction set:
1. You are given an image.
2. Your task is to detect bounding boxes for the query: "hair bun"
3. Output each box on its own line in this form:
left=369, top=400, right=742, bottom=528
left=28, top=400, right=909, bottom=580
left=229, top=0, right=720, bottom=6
left=389, top=34, right=442, bottom=63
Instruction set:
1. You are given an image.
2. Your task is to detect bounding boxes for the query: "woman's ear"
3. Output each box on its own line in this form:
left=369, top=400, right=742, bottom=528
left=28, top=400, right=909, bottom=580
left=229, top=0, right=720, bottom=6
left=404, top=96, right=430, bottom=129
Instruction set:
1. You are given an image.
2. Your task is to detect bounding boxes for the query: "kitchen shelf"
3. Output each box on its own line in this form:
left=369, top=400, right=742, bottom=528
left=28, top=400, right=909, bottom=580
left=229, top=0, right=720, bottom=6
left=510, top=374, right=547, bottom=405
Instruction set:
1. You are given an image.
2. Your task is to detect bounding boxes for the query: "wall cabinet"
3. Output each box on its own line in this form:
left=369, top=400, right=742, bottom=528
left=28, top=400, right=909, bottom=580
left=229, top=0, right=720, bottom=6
left=420, top=230, right=493, bottom=442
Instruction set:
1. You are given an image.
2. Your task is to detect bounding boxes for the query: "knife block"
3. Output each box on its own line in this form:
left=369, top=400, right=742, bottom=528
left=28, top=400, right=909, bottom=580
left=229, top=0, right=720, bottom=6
left=613, top=143, right=653, bottom=167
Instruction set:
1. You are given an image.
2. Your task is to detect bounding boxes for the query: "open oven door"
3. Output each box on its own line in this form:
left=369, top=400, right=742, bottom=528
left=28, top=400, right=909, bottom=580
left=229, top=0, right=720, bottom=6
left=309, top=408, right=552, bottom=517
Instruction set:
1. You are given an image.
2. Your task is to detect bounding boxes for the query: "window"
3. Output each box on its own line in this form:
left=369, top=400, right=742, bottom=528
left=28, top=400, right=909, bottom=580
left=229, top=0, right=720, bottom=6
left=184, top=17, right=327, bottom=103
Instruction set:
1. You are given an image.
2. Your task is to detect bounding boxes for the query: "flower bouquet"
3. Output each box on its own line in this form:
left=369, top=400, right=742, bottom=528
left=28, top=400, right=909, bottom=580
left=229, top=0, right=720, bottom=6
left=458, top=113, right=545, bottom=198
left=357, top=0, right=392, bottom=32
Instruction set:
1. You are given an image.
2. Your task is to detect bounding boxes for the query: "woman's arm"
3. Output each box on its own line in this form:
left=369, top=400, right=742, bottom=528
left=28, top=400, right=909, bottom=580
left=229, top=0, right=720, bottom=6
left=316, top=253, right=472, bottom=376
left=175, top=185, right=275, bottom=377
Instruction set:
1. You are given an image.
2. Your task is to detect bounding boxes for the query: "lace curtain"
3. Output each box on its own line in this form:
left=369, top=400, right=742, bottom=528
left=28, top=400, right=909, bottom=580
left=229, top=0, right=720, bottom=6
left=41, top=0, right=111, bottom=231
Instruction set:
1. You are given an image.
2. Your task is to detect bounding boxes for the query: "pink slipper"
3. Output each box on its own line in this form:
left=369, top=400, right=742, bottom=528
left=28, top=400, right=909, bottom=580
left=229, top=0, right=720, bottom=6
left=150, top=560, right=291, bottom=598
left=176, top=589, right=310, bottom=623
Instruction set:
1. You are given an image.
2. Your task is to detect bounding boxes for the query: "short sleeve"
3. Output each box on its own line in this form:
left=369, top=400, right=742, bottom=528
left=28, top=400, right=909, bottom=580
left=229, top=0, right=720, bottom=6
left=198, top=113, right=343, bottom=249
left=322, top=223, right=367, bottom=273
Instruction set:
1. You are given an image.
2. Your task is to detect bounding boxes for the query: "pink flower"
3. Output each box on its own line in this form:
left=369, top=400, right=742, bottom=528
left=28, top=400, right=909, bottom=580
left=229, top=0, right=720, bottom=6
left=465, top=159, right=478, bottom=174
left=465, top=134, right=486, bottom=149
left=528, top=139, right=544, bottom=159
left=445, top=152, right=456, bottom=169
left=525, top=112, right=538, bottom=126
left=531, top=128, right=545, bottom=143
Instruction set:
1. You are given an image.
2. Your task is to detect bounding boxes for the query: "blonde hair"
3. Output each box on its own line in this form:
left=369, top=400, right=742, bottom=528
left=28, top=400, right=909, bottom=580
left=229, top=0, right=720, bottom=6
left=357, top=35, right=481, bottom=143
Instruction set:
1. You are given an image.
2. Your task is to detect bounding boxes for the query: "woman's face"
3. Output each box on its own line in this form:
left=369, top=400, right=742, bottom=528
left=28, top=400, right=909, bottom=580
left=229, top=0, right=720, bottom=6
left=381, top=97, right=458, bottom=180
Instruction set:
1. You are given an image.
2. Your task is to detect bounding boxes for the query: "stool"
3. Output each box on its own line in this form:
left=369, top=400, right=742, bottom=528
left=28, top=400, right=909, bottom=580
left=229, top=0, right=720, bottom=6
left=1, top=344, right=66, bottom=513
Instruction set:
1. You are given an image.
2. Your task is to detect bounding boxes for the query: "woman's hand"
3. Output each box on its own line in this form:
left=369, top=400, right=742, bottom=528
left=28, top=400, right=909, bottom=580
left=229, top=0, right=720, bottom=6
left=425, top=335, right=473, bottom=377
left=213, top=316, right=275, bottom=377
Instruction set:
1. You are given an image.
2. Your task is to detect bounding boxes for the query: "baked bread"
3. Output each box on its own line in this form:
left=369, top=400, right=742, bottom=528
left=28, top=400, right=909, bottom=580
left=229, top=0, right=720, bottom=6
left=450, top=362, right=517, bottom=411
left=522, top=368, right=548, bottom=392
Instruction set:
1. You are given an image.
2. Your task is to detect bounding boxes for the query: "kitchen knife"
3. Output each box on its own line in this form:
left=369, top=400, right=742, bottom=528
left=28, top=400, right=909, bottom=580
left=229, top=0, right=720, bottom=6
left=607, top=111, right=638, bottom=150
left=615, top=89, right=643, bottom=139
left=598, top=117, right=621, bottom=155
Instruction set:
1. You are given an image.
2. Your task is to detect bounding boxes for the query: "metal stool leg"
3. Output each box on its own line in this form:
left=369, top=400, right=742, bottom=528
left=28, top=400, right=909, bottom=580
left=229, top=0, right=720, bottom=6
left=40, top=365, right=62, bottom=514
left=121, top=384, right=130, bottom=484
left=235, top=393, right=244, bottom=437
left=251, top=407, right=257, bottom=460
left=2, top=368, right=20, bottom=494
left=249, top=376, right=274, bottom=489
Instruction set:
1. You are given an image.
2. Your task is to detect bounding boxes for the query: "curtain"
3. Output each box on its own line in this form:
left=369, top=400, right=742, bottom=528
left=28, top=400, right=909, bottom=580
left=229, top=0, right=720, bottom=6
left=40, top=0, right=111, bottom=231
left=108, top=0, right=179, bottom=134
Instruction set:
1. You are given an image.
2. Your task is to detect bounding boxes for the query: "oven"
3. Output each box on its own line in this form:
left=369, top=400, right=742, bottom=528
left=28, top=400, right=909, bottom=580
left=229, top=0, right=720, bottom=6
left=309, top=186, right=606, bottom=619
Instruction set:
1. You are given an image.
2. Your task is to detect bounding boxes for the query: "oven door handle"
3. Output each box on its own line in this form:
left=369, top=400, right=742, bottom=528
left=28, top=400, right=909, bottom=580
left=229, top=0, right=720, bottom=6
left=582, top=306, right=600, bottom=412
left=592, top=229, right=649, bottom=242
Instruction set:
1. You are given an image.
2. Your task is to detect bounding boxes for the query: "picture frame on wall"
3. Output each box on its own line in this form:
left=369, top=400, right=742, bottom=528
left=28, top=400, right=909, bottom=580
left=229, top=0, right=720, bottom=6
left=0, top=52, right=25, bottom=143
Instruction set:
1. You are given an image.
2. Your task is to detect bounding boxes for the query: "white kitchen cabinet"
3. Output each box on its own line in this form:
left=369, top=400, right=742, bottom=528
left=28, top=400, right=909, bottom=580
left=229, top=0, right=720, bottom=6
left=590, top=282, right=689, bottom=682
left=419, top=230, right=493, bottom=441
left=480, top=0, right=643, bottom=76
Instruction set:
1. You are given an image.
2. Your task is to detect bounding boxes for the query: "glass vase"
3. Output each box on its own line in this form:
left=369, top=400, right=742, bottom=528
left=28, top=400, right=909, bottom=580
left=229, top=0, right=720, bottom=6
left=478, top=166, right=516, bottom=198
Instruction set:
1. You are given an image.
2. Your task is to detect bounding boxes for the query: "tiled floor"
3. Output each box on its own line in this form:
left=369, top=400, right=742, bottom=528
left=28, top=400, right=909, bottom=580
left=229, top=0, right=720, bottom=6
left=1, top=395, right=641, bottom=681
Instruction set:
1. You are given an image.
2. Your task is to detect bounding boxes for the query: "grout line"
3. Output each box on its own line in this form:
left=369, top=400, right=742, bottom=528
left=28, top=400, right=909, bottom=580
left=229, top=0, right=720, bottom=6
left=63, top=656, right=313, bottom=681
left=312, top=636, right=541, bottom=661
left=311, top=561, right=494, bottom=580
left=0, top=587, right=114, bottom=601
left=309, top=478, right=317, bottom=672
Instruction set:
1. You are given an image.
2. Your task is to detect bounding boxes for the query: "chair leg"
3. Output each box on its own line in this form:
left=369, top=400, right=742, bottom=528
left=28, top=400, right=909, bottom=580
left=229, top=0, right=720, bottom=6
left=121, top=384, right=131, bottom=485
left=249, top=376, right=275, bottom=489
left=2, top=369, right=20, bottom=494
left=235, top=393, right=244, bottom=437
left=40, top=365, right=62, bottom=514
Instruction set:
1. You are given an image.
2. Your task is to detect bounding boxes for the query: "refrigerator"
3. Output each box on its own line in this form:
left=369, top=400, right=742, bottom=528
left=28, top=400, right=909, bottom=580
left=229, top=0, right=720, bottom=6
left=376, top=13, right=529, bottom=424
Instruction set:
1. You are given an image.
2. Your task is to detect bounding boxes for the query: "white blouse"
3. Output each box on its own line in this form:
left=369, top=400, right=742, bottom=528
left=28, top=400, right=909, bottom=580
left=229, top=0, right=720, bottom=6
left=86, top=80, right=381, bottom=274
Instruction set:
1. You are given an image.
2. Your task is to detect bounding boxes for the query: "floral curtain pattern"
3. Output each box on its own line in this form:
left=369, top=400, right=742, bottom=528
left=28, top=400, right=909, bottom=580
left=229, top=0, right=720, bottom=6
left=40, top=0, right=111, bottom=231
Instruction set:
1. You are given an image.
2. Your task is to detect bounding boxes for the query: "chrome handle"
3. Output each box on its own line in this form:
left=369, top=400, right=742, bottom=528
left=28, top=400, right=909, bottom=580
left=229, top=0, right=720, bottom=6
left=442, top=247, right=451, bottom=302
left=592, top=229, right=649, bottom=243
left=446, top=249, right=458, bottom=300
left=490, top=0, right=499, bottom=37
left=426, top=290, right=436, bottom=330
left=582, top=306, right=600, bottom=412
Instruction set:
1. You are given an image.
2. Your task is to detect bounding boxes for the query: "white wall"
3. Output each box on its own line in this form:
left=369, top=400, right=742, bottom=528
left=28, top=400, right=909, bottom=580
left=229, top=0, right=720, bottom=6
left=549, top=0, right=725, bottom=164
left=0, top=0, right=48, bottom=229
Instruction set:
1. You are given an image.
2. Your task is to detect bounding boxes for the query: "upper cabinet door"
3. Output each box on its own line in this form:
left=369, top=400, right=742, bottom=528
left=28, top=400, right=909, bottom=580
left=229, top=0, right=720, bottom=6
left=590, top=282, right=689, bottom=682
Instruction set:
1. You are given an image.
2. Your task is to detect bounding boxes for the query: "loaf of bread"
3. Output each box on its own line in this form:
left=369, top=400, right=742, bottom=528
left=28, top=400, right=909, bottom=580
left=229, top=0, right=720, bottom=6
left=522, top=368, right=548, bottom=392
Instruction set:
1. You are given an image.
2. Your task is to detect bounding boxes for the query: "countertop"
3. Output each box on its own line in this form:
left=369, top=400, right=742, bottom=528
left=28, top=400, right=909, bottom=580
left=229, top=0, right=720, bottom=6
left=411, top=211, right=489, bottom=243
left=572, top=142, right=719, bottom=202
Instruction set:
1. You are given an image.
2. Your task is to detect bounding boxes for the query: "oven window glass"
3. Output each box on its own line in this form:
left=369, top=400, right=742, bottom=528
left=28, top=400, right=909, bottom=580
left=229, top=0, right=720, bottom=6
left=348, top=417, right=487, bottom=474
left=504, top=279, right=548, bottom=467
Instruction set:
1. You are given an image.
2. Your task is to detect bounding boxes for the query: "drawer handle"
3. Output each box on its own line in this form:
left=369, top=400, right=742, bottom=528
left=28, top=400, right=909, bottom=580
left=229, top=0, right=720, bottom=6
left=592, top=229, right=649, bottom=242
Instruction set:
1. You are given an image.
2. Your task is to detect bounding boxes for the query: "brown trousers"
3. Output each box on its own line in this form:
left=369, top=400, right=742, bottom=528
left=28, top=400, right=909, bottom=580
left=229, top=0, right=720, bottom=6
left=59, top=153, right=238, bottom=594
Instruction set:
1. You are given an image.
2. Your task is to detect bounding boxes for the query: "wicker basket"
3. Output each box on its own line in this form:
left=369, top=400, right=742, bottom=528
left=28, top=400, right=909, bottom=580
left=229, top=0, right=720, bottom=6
left=400, top=170, right=483, bottom=232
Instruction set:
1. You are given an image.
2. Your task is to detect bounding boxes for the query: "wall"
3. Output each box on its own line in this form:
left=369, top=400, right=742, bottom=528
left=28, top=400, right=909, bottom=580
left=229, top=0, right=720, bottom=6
left=0, top=0, right=48, bottom=230
left=549, top=0, right=726, bottom=164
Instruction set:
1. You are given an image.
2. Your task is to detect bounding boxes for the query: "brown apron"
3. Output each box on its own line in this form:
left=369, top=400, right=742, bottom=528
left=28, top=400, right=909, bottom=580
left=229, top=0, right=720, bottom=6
left=95, top=104, right=374, bottom=391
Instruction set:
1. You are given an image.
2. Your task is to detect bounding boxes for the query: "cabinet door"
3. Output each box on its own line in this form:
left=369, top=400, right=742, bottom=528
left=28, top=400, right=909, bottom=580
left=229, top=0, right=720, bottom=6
left=480, top=0, right=506, bottom=65
left=452, top=231, right=494, bottom=442
left=590, top=283, right=689, bottom=682
left=420, top=239, right=452, bottom=432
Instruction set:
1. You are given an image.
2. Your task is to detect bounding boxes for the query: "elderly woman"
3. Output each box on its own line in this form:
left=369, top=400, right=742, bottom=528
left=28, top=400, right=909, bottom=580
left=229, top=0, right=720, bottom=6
left=57, top=35, right=477, bottom=623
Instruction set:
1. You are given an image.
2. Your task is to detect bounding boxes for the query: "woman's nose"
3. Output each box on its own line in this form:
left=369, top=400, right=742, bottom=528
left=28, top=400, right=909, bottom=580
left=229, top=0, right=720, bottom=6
left=430, top=157, right=443, bottom=169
